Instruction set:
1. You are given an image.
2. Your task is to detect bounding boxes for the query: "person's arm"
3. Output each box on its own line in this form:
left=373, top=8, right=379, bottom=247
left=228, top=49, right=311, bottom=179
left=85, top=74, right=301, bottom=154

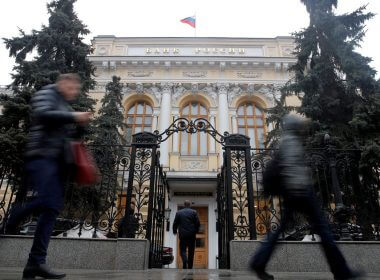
left=173, top=212, right=179, bottom=234
left=194, top=212, right=201, bottom=234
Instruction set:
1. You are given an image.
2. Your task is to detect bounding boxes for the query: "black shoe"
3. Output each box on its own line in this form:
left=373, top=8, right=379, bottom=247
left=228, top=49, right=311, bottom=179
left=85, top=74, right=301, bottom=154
left=22, top=264, right=66, bottom=279
left=251, top=267, right=274, bottom=280
left=334, top=270, right=365, bottom=280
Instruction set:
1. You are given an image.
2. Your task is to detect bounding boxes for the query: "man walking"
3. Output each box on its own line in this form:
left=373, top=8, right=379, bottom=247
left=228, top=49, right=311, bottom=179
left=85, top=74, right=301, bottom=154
left=2, top=74, right=91, bottom=279
left=173, top=200, right=200, bottom=269
left=250, top=114, right=363, bottom=280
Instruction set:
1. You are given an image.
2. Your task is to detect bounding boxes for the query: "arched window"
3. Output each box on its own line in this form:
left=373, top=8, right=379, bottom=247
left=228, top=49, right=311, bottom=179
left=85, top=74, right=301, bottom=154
left=180, top=101, right=208, bottom=156
left=125, top=101, right=153, bottom=142
left=237, top=102, right=266, bottom=148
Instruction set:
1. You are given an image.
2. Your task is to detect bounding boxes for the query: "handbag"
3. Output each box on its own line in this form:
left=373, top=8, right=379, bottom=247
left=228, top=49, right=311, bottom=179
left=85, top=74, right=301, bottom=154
left=71, top=141, right=100, bottom=186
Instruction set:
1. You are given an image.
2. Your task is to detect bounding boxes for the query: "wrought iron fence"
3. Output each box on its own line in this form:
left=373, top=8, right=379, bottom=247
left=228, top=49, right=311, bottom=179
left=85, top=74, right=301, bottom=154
left=60, top=144, right=132, bottom=238
left=219, top=146, right=380, bottom=241
left=217, top=140, right=380, bottom=268
left=0, top=142, right=169, bottom=267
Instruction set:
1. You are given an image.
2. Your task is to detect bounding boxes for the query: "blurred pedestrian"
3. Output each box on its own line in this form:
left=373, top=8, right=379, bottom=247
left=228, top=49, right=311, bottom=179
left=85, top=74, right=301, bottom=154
left=173, top=200, right=200, bottom=269
left=250, top=114, right=363, bottom=280
left=3, top=73, right=91, bottom=279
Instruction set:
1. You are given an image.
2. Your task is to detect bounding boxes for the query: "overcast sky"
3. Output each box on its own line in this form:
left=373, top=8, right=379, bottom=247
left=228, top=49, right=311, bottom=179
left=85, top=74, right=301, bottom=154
left=1, top=0, right=379, bottom=85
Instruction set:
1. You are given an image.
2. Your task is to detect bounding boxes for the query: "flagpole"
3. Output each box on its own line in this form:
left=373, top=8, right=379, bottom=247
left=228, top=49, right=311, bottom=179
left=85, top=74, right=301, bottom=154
left=194, top=12, right=197, bottom=37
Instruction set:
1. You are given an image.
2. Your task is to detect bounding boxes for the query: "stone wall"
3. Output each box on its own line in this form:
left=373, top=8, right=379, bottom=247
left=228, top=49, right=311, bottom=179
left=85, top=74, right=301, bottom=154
left=0, top=236, right=149, bottom=270
left=230, top=240, right=380, bottom=273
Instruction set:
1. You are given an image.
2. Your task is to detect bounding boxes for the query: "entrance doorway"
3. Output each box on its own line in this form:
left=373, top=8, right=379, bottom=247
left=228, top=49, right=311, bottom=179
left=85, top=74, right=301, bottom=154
left=177, top=206, right=209, bottom=269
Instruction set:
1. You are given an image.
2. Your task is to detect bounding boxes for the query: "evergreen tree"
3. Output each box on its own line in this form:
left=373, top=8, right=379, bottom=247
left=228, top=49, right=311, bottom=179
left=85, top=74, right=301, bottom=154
left=92, top=76, right=126, bottom=147
left=82, top=76, right=126, bottom=228
left=265, top=90, right=296, bottom=148
left=0, top=0, right=96, bottom=166
left=283, top=0, right=377, bottom=147
left=274, top=0, right=380, bottom=239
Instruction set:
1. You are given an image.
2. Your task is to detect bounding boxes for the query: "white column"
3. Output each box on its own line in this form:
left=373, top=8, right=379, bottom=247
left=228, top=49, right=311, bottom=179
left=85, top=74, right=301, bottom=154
left=217, top=84, right=230, bottom=135
left=152, top=114, right=158, bottom=133
left=172, top=113, right=179, bottom=153
left=209, top=114, right=216, bottom=153
left=232, top=115, right=238, bottom=134
left=159, top=83, right=172, bottom=167
left=217, top=84, right=230, bottom=166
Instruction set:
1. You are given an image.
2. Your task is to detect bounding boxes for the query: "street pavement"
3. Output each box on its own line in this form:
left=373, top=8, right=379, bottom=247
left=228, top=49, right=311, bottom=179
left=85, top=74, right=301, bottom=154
left=0, top=268, right=378, bottom=280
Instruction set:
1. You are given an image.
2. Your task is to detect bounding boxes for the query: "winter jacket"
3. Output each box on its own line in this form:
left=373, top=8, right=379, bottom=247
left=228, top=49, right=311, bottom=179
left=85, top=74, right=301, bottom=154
left=278, top=114, right=313, bottom=196
left=173, top=207, right=201, bottom=239
left=25, top=84, right=76, bottom=159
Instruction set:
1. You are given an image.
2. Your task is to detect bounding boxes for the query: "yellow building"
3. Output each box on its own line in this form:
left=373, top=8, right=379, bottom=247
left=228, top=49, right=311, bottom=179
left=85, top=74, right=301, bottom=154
left=89, top=36, right=297, bottom=269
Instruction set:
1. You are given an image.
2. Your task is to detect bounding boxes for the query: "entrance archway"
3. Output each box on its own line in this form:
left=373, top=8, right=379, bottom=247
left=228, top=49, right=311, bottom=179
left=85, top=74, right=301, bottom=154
left=124, top=117, right=259, bottom=269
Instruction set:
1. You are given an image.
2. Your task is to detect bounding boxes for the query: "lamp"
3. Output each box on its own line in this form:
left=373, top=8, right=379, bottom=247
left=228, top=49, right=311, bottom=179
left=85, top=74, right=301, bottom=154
left=164, top=208, right=171, bottom=232
left=214, top=208, right=219, bottom=232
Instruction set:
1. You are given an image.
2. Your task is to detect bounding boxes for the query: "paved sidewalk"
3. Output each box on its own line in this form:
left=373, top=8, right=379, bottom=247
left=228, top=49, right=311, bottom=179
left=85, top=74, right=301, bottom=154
left=0, top=268, right=378, bottom=280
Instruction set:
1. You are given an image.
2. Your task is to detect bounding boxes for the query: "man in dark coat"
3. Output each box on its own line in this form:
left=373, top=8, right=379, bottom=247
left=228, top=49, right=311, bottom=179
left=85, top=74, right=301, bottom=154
left=250, top=114, right=362, bottom=280
left=3, top=74, right=91, bottom=279
left=173, top=200, right=200, bottom=269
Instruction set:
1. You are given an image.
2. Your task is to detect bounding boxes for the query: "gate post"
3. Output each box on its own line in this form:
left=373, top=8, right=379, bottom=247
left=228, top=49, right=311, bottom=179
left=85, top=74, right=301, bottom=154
left=244, top=145, right=257, bottom=240
left=224, top=134, right=257, bottom=240
left=125, top=132, right=159, bottom=240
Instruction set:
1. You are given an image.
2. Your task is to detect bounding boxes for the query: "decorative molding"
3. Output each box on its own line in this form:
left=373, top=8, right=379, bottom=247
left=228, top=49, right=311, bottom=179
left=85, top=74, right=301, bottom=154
left=247, top=83, right=255, bottom=94
left=216, top=83, right=230, bottom=95
left=136, top=83, right=144, bottom=94
left=146, top=84, right=162, bottom=104
left=227, top=85, right=243, bottom=104
left=202, top=84, right=217, bottom=103
left=122, top=86, right=132, bottom=95
left=160, top=82, right=174, bottom=95
left=181, top=160, right=208, bottom=171
left=172, top=84, right=186, bottom=104
left=191, top=83, right=199, bottom=93
left=183, top=71, right=207, bottom=78
left=97, top=46, right=109, bottom=56
left=237, top=72, right=263, bottom=79
left=128, top=71, right=153, bottom=77
left=281, top=46, right=294, bottom=57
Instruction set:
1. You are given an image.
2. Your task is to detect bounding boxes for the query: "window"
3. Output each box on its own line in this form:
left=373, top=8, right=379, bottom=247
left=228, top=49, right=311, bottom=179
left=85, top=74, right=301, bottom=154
left=237, top=102, right=266, bottom=148
left=180, top=101, right=208, bottom=156
left=126, top=101, right=153, bottom=142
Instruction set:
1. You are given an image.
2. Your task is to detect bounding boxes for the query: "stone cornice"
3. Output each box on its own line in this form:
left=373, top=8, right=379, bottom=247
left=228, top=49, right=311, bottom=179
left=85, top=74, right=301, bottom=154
left=89, top=56, right=296, bottom=69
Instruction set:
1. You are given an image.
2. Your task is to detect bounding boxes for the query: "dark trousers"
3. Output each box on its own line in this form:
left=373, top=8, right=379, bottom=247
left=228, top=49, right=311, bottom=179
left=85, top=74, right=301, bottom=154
left=179, top=236, right=196, bottom=269
left=250, top=194, right=352, bottom=279
left=6, top=158, right=63, bottom=265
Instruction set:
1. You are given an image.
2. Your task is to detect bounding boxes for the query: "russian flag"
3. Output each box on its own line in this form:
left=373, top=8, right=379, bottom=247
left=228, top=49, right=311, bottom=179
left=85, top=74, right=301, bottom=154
left=180, top=16, right=196, bottom=28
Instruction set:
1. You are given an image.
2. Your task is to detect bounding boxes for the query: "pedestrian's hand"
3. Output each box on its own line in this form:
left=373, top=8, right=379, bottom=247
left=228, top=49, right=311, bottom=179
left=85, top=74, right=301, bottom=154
left=74, top=112, right=92, bottom=124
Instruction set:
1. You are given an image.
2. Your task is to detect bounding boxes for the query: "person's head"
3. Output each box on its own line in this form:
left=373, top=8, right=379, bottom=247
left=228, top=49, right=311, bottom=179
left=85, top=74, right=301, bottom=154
left=56, top=73, right=81, bottom=101
left=282, top=113, right=310, bottom=137
left=184, top=200, right=191, bottom=208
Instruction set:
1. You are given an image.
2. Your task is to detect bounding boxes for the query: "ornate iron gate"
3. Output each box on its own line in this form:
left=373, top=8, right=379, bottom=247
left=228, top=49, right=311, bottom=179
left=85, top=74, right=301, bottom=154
left=124, top=132, right=168, bottom=268
left=125, top=117, right=226, bottom=268
left=216, top=134, right=258, bottom=268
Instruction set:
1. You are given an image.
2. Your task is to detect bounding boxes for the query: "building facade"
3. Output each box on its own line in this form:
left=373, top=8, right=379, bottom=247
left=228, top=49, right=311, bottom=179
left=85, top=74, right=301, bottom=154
left=89, top=36, right=298, bottom=269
